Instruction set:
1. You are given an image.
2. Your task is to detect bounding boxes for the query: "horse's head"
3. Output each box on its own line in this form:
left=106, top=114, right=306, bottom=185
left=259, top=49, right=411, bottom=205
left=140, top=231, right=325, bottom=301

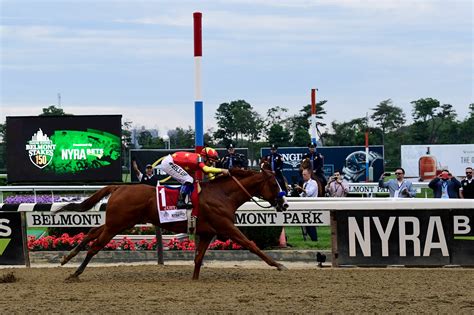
left=260, top=170, right=289, bottom=212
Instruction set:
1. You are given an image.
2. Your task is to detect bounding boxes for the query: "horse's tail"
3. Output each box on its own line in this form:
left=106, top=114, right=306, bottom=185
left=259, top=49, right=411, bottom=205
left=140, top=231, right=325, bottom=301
left=55, top=185, right=120, bottom=213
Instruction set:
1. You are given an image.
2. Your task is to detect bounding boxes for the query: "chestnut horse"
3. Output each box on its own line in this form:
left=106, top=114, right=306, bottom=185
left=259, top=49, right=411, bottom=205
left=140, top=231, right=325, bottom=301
left=56, top=169, right=289, bottom=280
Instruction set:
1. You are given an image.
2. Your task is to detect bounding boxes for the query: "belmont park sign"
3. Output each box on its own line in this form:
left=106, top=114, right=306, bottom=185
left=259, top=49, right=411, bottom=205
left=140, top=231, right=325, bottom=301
left=26, top=211, right=331, bottom=227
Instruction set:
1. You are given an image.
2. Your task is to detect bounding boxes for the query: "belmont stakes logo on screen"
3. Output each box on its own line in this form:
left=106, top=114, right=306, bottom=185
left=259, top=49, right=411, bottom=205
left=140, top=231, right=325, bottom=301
left=25, top=129, right=56, bottom=169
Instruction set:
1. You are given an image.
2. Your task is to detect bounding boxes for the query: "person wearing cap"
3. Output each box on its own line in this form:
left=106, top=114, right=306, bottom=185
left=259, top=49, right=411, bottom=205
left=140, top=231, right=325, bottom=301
left=428, top=169, right=461, bottom=199
left=132, top=160, right=159, bottom=187
left=220, top=143, right=248, bottom=169
left=263, top=144, right=288, bottom=193
left=302, top=142, right=327, bottom=188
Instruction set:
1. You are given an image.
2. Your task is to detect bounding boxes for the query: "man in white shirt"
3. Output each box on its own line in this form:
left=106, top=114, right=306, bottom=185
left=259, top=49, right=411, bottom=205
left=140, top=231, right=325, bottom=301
left=294, top=168, right=319, bottom=241
left=295, top=168, right=318, bottom=197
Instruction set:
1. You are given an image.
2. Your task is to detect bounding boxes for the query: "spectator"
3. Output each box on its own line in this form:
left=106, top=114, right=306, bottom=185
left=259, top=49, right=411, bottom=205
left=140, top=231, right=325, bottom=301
left=459, top=166, right=474, bottom=199
left=294, top=168, right=319, bottom=197
left=294, top=168, right=318, bottom=241
left=302, top=142, right=327, bottom=189
left=263, top=144, right=288, bottom=193
left=379, top=167, right=416, bottom=198
left=326, top=170, right=349, bottom=197
left=132, top=160, right=159, bottom=187
left=220, top=143, right=248, bottom=169
left=428, top=169, right=461, bottom=199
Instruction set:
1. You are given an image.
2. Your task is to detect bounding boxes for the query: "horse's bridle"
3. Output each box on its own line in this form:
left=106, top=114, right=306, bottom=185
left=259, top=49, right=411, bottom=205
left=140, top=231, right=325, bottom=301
left=231, top=175, right=282, bottom=209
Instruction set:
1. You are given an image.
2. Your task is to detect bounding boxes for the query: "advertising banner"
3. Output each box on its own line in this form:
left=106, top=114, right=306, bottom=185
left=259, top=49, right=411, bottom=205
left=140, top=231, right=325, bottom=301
left=0, top=212, right=27, bottom=265
left=130, top=148, right=248, bottom=184
left=6, top=115, right=122, bottom=183
left=261, top=146, right=384, bottom=184
left=334, top=209, right=474, bottom=266
left=401, top=144, right=474, bottom=180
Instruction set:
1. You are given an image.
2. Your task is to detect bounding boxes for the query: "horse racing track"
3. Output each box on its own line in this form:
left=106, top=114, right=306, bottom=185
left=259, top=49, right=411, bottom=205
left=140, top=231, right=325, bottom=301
left=1, top=263, right=473, bottom=313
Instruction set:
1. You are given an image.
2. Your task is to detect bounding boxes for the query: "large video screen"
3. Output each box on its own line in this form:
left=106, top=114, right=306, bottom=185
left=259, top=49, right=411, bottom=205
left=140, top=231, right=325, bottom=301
left=6, top=115, right=122, bottom=183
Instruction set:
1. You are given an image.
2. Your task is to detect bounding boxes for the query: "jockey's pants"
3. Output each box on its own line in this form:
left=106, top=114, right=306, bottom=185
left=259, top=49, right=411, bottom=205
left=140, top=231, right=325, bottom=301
left=158, top=154, right=193, bottom=184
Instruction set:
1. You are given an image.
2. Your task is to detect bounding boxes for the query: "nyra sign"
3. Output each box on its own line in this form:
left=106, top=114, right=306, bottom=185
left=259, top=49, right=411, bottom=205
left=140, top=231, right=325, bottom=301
left=0, top=212, right=27, bottom=265
left=335, top=209, right=474, bottom=266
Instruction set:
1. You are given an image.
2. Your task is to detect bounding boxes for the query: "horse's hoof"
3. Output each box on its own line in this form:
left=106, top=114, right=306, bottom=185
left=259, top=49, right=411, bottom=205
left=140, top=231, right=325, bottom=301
left=60, top=256, right=68, bottom=265
left=64, top=275, right=80, bottom=283
left=277, top=264, right=288, bottom=271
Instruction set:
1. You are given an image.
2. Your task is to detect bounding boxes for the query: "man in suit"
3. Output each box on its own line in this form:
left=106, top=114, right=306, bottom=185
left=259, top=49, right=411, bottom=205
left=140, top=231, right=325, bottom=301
left=429, top=169, right=461, bottom=199
left=379, top=167, right=416, bottom=198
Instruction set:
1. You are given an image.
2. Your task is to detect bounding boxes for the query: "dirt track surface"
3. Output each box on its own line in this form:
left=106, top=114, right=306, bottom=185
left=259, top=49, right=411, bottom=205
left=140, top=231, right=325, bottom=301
left=1, top=262, right=473, bottom=314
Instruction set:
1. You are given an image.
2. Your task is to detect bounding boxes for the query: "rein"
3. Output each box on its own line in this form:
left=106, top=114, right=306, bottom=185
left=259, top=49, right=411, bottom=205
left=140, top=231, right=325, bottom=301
left=230, top=175, right=274, bottom=209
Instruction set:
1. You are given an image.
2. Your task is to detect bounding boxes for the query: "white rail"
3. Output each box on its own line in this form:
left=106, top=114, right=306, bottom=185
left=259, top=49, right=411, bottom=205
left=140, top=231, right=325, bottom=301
left=0, top=182, right=432, bottom=203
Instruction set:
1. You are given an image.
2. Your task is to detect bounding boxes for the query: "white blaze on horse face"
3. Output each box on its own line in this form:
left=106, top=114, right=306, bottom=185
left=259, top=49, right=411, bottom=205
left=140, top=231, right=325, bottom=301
left=274, top=177, right=289, bottom=209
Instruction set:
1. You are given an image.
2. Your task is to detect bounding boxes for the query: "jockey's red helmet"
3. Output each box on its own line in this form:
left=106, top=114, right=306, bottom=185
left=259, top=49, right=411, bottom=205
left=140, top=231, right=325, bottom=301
left=200, top=147, right=219, bottom=161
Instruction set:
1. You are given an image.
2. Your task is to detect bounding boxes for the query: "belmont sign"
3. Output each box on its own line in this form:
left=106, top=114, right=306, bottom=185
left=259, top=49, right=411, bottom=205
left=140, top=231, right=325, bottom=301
left=26, top=211, right=331, bottom=227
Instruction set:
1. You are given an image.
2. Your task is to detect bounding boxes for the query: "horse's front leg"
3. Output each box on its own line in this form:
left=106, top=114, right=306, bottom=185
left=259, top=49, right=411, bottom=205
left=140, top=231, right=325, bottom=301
left=192, top=234, right=214, bottom=280
left=227, top=226, right=288, bottom=271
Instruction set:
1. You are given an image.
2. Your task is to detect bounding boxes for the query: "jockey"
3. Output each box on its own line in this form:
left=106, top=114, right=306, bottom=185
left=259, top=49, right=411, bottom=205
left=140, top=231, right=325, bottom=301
left=159, top=147, right=230, bottom=209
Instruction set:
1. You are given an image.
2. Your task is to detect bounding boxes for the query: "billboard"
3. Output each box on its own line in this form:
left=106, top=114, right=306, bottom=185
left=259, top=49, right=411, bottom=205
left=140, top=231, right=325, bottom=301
left=261, top=146, right=384, bottom=183
left=401, top=144, right=474, bottom=180
left=333, top=208, right=474, bottom=266
left=130, top=148, right=249, bottom=184
left=6, top=115, right=122, bottom=183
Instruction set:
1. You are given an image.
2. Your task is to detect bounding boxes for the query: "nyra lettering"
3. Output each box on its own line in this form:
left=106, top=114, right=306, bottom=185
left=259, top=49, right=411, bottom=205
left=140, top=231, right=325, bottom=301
left=0, top=219, right=13, bottom=237
left=348, top=216, right=449, bottom=257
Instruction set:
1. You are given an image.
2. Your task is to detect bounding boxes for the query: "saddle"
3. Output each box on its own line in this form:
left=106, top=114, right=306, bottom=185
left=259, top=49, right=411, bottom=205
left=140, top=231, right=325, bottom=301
left=156, top=182, right=200, bottom=233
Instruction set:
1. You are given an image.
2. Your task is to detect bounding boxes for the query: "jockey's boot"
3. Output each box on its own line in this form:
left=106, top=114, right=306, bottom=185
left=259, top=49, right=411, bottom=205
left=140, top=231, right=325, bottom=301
left=177, top=182, right=193, bottom=209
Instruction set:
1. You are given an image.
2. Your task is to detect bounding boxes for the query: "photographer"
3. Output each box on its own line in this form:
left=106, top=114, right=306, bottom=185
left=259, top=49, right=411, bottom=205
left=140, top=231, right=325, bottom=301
left=325, top=170, right=349, bottom=197
left=293, top=168, right=318, bottom=241
left=429, top=169, right=461, bottom=199
left=379, top=167, right=416, bottom=198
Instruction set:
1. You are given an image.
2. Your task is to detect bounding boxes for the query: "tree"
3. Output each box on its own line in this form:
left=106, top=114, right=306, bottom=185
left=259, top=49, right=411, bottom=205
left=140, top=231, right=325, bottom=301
left=264, top=106, right=288, bottom=130
left=168, top=127, right=194, bottom=149
left=371, top=99, right=406, bottom=146
left=324, top=117, right=367, bottom=146
left=40, top=105, right=70, bottom=116
left=292, top=127, right=311, bottom=147
left=214, top=100, right=263, bottom=143
left=286, top=101, right=327, bottom=144
left=137, top=130, right=153, bottom=148
left=411, top=98, right=457, bottom=143
left=268, top=124, right=291, bottom=146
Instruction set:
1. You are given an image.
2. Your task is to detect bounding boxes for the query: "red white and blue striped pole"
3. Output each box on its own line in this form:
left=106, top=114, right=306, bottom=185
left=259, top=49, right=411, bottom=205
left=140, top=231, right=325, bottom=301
left=309, top=88, right=318, bottom=145
left=193, top=12, right=203, bottom=180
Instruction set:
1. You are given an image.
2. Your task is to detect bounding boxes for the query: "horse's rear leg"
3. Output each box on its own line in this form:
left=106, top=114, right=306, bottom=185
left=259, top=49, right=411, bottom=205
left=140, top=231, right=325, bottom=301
left=228, top=226, right=288, bottom=271
left=61, top=225, right=104, bottom=266
left=192, top=234, right=214, bottom=280
left=65, top=227, right=117, bottom=281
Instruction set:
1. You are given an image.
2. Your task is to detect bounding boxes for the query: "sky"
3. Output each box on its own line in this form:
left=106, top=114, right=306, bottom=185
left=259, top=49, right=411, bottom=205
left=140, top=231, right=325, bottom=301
left=1, top=0, right=472, bottom=136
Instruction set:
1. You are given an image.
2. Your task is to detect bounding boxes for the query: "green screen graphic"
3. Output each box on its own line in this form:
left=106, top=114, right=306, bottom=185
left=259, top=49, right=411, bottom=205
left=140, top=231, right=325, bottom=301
left=47, top=129, right=120, bottom=174
left=0, top=239, right=11, bottom=255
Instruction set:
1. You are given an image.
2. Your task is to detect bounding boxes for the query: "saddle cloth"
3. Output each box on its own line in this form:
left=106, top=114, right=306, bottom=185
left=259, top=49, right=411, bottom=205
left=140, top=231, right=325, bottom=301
left=156, top=183, right=199, bottom=224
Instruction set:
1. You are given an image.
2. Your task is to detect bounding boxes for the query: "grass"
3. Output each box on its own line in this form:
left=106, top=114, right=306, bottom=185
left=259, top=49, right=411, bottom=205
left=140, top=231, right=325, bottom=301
left=284, top=226, right=331, bottom=250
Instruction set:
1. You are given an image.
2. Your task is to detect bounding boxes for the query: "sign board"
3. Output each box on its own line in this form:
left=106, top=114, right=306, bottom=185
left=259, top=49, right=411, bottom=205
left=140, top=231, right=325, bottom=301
left=333, top=209, right=474, bottom=266
left=0, top=212, right=27, bottom=265
left=6, top=115, right=122, bottom=183
left=26, top=210, right=330, bottom=227
left=261, top=146, right=384, bottom=184
left=401, top=144, right=474, bottom=180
